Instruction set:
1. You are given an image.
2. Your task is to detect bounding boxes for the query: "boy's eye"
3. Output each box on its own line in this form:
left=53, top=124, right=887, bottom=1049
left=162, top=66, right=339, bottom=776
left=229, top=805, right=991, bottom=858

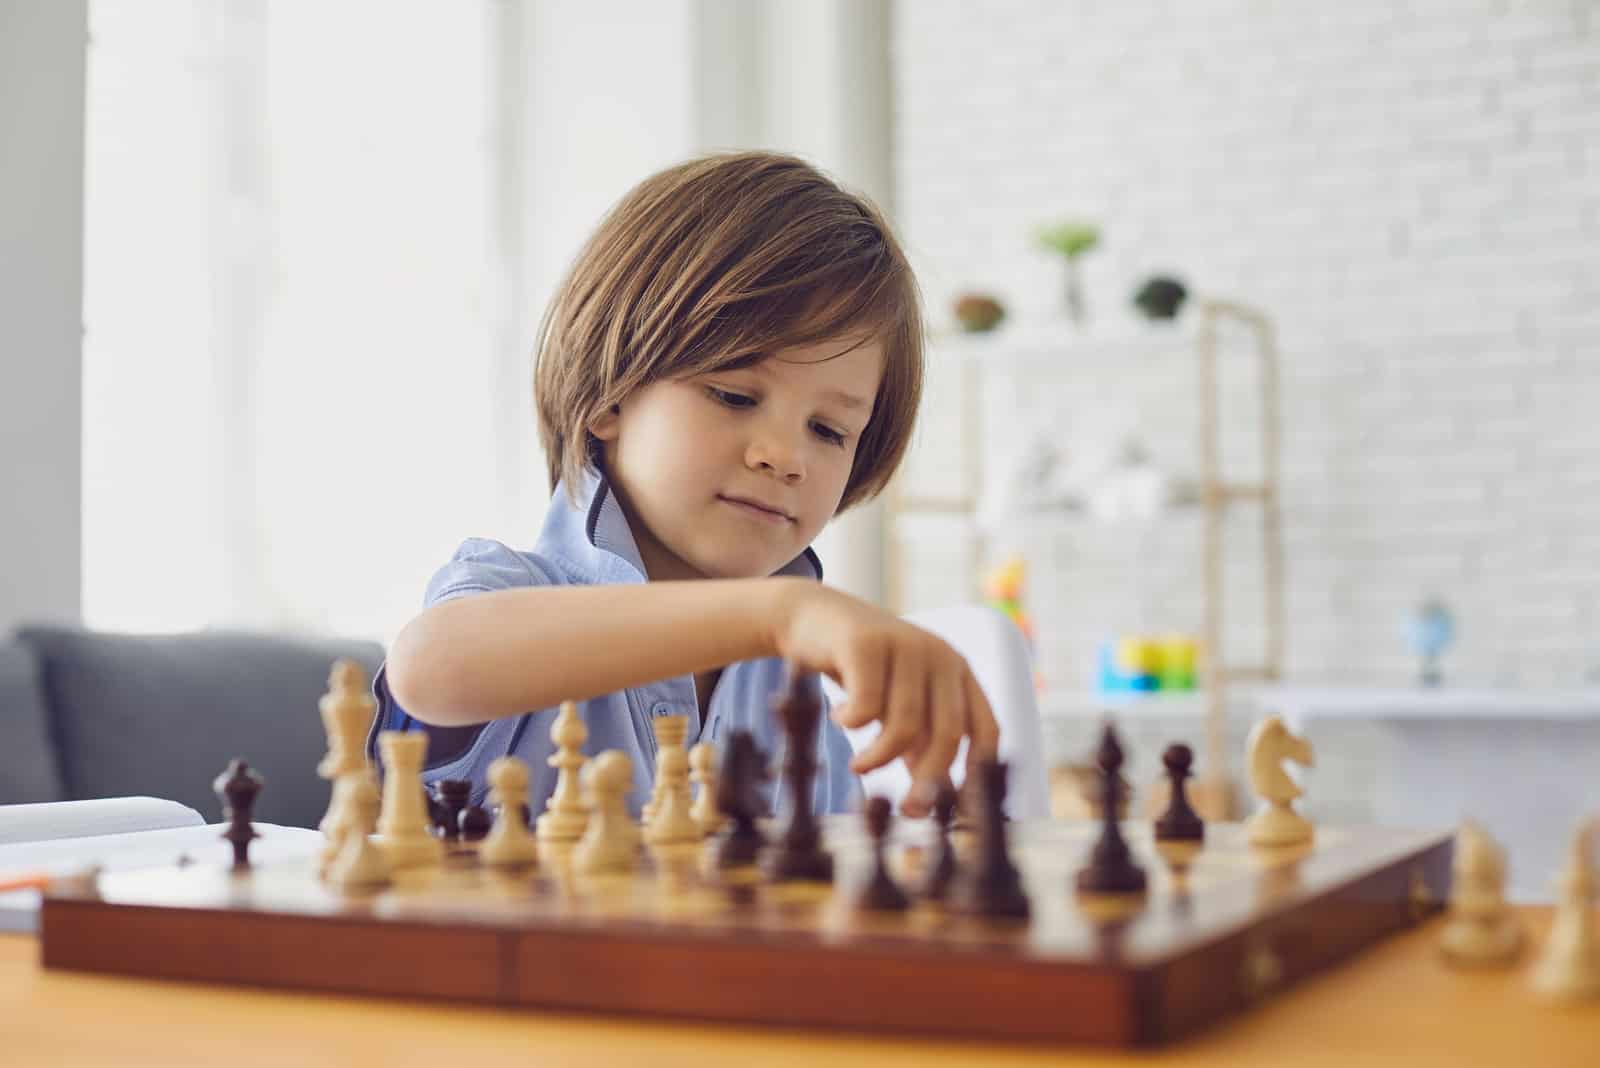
left=706, top=384, right=848, bottom=447
left=811, top=422, right=847, bottom=446
left=707, top=387, right=755, bottom=409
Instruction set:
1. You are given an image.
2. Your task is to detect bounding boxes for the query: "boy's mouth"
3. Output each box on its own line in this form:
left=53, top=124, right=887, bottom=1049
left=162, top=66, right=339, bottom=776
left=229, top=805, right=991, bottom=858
left=717, top=494, right=795, bottom=524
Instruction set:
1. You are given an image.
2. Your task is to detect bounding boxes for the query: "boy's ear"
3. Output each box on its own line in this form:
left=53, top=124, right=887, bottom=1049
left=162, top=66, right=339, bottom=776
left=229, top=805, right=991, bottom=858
left=588, top=403, right=622, bottom=442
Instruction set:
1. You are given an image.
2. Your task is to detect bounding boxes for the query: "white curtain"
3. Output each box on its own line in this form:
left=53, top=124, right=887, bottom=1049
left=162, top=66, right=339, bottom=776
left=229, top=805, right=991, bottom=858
left=83, top=0, right=537, bottom=644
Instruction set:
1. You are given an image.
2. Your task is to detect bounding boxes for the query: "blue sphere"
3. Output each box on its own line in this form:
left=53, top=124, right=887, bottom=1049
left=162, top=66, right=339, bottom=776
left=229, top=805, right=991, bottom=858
left=1406, top=600, right=1455, bottom=660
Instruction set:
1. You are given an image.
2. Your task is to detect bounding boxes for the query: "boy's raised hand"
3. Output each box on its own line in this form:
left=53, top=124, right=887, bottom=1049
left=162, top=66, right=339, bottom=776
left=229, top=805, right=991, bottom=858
left=771, top=579, right=1000, bottom=817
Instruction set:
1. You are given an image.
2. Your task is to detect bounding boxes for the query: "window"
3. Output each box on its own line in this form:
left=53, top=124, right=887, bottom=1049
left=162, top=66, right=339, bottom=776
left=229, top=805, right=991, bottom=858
left=83, top=0, right=532, bottom=642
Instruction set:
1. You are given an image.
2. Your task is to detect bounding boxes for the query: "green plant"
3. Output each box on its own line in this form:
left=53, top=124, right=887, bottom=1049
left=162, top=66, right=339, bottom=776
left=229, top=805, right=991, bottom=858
left=1034, top=221, right=1101, bottom=259
left=1033, top=219, right=1102, bottom=325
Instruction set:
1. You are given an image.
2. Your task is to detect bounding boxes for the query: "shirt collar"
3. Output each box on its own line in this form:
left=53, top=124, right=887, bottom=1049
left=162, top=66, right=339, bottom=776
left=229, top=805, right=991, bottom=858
left=540, top=465, right=824, bottom=584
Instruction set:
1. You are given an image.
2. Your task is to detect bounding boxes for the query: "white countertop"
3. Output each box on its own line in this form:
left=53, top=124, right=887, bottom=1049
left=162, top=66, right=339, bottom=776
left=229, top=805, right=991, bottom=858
left=1258, top=686, right=1600, bottom=721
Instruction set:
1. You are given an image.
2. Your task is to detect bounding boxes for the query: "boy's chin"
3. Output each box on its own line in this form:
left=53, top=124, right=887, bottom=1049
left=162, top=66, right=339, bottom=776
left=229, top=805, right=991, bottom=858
left=688, top=548, right=793, bottom=581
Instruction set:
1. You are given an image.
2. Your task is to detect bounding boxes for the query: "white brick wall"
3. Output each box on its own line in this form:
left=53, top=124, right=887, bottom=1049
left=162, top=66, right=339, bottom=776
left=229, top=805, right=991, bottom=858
left=891, top=0, right=1600, bottom=693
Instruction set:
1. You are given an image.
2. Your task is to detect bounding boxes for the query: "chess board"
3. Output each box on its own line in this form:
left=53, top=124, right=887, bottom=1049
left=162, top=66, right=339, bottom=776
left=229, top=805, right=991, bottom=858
left=38, top=818, right=1452, bottom=1047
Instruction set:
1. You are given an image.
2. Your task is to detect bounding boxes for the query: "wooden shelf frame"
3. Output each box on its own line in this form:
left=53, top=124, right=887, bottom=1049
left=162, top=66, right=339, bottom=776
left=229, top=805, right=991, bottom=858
left=886, top=302, right=1288, bottom=819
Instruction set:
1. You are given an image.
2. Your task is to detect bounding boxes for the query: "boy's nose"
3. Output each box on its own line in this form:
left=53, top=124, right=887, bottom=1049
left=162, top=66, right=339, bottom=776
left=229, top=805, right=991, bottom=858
left=745, top=433, right=805, bottom=483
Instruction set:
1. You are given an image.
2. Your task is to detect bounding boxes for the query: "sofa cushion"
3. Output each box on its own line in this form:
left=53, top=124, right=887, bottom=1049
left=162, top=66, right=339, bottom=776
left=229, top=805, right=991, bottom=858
left=15, top=626, right=384, bottom=829
left=0, top=640, right=65, bottom=804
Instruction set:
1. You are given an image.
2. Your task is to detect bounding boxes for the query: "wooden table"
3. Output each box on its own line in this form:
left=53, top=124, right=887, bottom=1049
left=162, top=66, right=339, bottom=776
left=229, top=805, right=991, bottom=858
left=0, top=911, right=1592, bottom=1067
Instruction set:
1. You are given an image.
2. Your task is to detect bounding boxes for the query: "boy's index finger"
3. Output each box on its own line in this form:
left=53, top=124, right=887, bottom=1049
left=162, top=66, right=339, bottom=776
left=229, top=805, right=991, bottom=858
left=830, top=642, right=887, bottom=729
left=961, top=672, right=1001, bottom=774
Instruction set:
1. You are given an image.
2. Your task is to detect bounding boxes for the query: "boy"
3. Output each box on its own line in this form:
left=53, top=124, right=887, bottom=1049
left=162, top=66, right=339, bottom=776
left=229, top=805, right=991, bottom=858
left=375, top=151, right=997, bottom=820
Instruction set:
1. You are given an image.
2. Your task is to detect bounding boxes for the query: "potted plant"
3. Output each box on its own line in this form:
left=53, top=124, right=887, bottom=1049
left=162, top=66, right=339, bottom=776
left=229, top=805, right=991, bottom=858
left=1034, top=220, right=1101, bottom=325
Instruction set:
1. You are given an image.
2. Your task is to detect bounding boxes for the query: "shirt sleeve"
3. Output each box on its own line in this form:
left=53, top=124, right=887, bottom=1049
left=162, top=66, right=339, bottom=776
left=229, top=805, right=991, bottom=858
left=366, top=539, right=558, bottom=769
left=424, top=537, right=559, bottom=604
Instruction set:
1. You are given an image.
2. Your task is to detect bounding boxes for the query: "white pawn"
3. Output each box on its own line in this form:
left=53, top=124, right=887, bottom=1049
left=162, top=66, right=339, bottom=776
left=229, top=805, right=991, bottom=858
left=536, top=701, right=589, bottom=844
left=328, top=775, right=390, bottom=891
left=645, top=740, right=699, bottom=845
left=1439, top=821, right=1521, bottom=966
left=319, top=768, right=381, bottom=875
left=480, top=756, right=539, bottom=868
left=574, top=751, right=639, bottom=875
left=642, top=715, right=688, bottom=823
left=1245, top=715, right=1315, bottom=847
left=330, top=834, right=393, bottom=891
left=1529, top=819, right=1600, bottom=1000
left=375, top=731, right=444, bottom=869
left=689, top=742, right=724, bottom=838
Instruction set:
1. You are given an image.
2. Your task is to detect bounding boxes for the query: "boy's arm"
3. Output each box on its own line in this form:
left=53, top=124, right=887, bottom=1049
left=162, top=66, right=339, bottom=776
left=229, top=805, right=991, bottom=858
left=387, top=573, right=999, bottom=818
left=386, top=577, right=804, bottom=727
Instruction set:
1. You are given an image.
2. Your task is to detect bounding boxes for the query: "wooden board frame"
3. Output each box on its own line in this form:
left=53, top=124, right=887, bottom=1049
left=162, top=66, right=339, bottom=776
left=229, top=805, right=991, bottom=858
left=39, top=821, right=1452, bottom=1047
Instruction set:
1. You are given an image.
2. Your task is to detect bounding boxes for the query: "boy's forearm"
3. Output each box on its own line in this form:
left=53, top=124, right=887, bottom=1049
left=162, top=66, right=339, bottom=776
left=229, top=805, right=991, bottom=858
left=386, top=576, right=810, bottom=726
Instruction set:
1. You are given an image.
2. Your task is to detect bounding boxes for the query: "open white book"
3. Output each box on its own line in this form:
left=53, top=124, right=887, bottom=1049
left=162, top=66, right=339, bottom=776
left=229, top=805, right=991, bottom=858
left=0, top=797, right=206, bottom=845
left=0, top=799, right=322, bottom=933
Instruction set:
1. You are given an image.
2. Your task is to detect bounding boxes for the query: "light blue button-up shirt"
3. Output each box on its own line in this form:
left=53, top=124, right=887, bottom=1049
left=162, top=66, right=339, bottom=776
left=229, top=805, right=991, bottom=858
left=366, top=467, right=861, bottom=818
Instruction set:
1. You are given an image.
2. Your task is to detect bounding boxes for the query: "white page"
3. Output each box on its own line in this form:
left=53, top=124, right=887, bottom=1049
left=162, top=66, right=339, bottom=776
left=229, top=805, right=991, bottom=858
left=0, top=821, right=323, bottom=933
left=0, top=797, right=205, bottom=845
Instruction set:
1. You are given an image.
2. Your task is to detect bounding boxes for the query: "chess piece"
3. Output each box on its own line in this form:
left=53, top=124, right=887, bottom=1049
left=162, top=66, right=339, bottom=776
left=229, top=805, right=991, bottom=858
left=1053, top=762, right=1131, bottom=821
left=1076, top=724, right=1147, bottom=895
left=431, top=779, right=470, bottom=840
left=480, top=757, right=539, bottom=868
left=374, top=731, right=445, bottom=869
left=327, top=774, right=390, bottom=891
left=574, top=751, right=639, bottom=874
left=763, top=669, right=834, bottom=883
left=1439, top=821, right=1521, bottom=967
left=317, top=660, right=375, bottom=838
left=1529, top=820, right=1600, bottom=1000
left=214, top=758, right=263, bottom=871
left=689, top=742, right=724, bottom=837
left=491, top=801, right=532, bottom=833
left=1154, top=743, right=1205, bottom=843
left=458, top=804, right=491, bottom=842
left=319, top=768, right=380, bottom=873
left=642, top=715, right=688, bottom=824
left=715, top=730, right=770, bottom=868
left=952, top=761, right=1029, bottom=920
left=1245, top=715, right=1314, bottom=847
left=923, top=783, right=960, bottom=902
left=645, top=718, right=699, bottom=845
left=858, top=797, right=909, bottom=912
left=536, top=701, right=590, bottom=844
left=328, top=830, right=392, bottom=891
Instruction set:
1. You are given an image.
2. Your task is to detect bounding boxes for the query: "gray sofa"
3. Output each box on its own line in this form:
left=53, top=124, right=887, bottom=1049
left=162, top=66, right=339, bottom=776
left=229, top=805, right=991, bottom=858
left=0, top=626, right=384, bottom=829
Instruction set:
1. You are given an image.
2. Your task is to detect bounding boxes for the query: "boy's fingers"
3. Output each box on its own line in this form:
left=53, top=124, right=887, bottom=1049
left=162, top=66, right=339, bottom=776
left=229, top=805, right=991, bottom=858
left=909, top=663, right=965, bottom=812
left=830, top=698, right=877, bottom=730
left=960, top=671, right=1001, bottom=780
left=849, top=714, right=920, bottom=774
left=831, top=644, right=886, bottom=729
left=897, top=735, right=932, bottom=816
left=849, top=648, right=919, bottom=774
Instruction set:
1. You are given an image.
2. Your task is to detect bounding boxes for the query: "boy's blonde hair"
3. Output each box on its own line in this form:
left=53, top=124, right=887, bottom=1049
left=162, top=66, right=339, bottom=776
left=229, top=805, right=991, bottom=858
left=533, top=151, right=923, bottom=514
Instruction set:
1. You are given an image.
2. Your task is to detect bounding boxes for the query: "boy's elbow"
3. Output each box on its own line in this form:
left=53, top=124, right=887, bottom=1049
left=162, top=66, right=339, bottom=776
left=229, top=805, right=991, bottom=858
left=385, top=618, right=449, bottom=725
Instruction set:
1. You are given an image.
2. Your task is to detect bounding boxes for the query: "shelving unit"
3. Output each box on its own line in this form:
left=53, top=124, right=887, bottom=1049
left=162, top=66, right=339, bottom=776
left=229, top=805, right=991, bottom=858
left=886, top=300, right=1284, bottom=818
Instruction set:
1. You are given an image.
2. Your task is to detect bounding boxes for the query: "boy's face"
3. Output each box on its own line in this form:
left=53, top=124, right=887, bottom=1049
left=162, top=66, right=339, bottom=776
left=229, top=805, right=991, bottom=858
left=591, top=337, right=885, bottom=581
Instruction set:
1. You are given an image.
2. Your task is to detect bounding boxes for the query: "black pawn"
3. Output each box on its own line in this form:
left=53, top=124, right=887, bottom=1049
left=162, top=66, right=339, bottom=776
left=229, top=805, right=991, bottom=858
left=763, top=669, right=833, bottom=883
left=923, top=783, right=959, bottom=902
left=858, top=797, right=910, bottom=912
left=457, top=804, right=491, bottom=842
left=431, top=779, right=470, bottom=840
left=1154, top=744, right=1205, bottom=843
left=715, top=730, right=770, bottom=868
left=954, top=761, right=1030, bottom=920
left=213, top=758, right=263, bottom=870
left=1075, top=723, right=1147, bottom=895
